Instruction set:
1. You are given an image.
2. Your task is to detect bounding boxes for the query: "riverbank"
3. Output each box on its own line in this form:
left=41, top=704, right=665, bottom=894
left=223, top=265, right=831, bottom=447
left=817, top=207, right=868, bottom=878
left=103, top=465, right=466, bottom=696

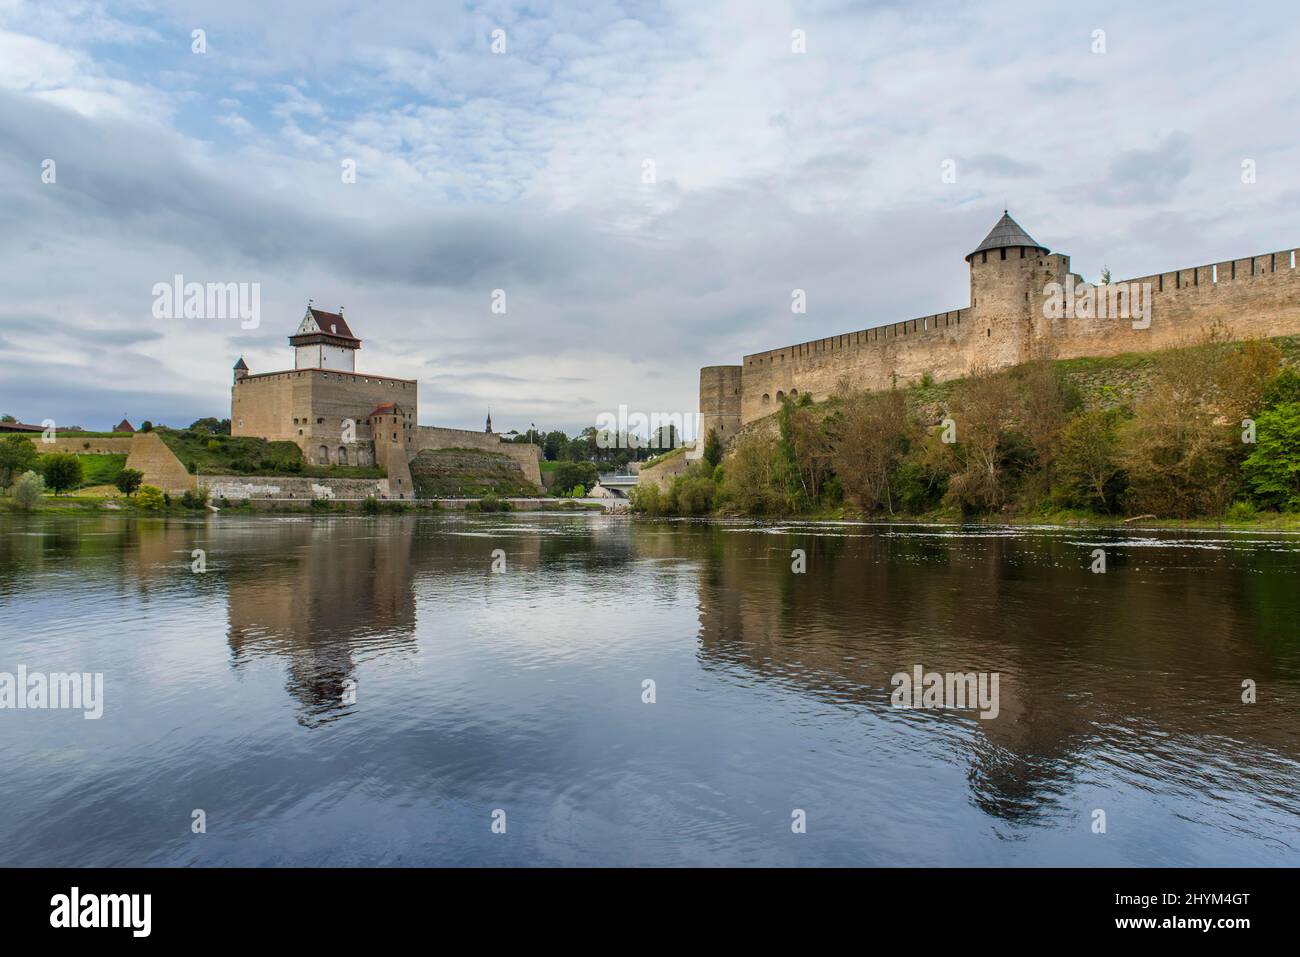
left=0, top=493, right=610, bottom=515
left=5, top=491, right=1298, bottom=531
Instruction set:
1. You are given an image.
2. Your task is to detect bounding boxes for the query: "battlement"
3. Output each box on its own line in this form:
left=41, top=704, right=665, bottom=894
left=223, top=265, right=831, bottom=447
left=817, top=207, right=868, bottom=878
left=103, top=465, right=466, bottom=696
left=713, top=212, right=1300, bottom=428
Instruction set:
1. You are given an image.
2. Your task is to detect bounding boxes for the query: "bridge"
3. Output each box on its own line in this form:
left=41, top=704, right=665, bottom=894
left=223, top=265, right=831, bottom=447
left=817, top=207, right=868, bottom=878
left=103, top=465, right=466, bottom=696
left=595, top=473, right=639, bottom=497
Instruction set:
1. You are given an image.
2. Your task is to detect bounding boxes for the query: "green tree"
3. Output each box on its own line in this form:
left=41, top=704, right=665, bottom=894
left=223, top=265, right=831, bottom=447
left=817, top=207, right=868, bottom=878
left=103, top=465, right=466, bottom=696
left=0, top=435, right=38, bottom=493
left=1242, top=402, right=1300, bottom=510
left=40, top=453, right=84, bottom=494
left=1054, top=407, right=1127, bottom=512
left=543, top=430, right=569, bottom=461
left=140, top=420, right=154, bottom=432
left=1, top=413, right=16, bottom=423
left=115, top=467, right=144, bottom=497
left=702, top=429, right=722, bottom=469
left=552, top=460, right=598, bottom=495
left=12, top=470, right=44, bottom=509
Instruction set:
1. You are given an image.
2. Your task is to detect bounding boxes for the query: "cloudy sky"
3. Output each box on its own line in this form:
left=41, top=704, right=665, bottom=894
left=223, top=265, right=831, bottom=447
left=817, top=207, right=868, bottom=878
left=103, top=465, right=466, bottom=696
left=1, top=0, right=1297, bottom=434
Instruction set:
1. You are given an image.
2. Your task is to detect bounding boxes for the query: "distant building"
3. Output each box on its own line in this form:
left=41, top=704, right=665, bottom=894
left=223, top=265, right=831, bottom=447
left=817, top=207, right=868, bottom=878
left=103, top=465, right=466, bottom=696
left=231, top=303, right=542, bottom=497
left=114, top=418, right=135, bottom=434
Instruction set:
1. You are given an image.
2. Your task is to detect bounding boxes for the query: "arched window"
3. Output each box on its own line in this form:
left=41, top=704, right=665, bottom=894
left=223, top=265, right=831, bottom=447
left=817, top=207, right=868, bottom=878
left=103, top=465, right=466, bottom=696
left=790, top=388, right=798, bottom=396
left=337, top=447, right=348, bottom=465
left=776, top=390, right=785, bottom=403
left=318, top=445, right=329, bottom=465
left=761, top=393, right=771, bottom=405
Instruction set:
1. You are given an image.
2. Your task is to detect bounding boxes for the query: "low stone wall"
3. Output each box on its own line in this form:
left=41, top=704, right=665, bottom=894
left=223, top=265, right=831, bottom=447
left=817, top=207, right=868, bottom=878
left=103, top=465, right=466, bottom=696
left=43, top=436, right=135, bottom=454
left=201, top=475, right=392, bottom=501
left=636, top=449, right=693, bottom=490
left=413, top=426, right=542, bottom=486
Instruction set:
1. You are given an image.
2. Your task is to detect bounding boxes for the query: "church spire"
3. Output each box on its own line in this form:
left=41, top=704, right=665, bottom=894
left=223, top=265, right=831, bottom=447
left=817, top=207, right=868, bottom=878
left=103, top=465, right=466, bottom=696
left=485, top=408, right=493, bottom=433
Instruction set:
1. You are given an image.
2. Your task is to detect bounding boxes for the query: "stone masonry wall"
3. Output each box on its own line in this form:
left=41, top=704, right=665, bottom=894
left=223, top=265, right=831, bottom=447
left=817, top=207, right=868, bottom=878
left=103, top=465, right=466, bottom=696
left=202, top=475, right=392, bottom=501
left=725, top=243, right=1300, bottom=427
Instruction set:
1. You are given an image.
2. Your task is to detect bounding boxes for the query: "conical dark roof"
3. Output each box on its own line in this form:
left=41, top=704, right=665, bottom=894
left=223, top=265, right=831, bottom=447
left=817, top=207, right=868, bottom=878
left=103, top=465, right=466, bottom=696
left=966, top=211, right=1047, bottom=261
left=233, top=357, right=248, bottom=370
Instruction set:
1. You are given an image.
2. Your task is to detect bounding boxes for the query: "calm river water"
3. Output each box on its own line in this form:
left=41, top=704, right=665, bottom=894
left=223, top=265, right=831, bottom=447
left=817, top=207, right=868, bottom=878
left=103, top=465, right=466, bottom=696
left=1, top=512, right=1298, bottom=866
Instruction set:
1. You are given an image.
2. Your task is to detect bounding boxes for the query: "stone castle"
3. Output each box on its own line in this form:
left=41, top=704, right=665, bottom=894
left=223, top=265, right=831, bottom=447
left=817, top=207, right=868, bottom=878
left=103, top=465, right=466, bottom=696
left=698, top=212, right=1300, bottom=442
left=232, top=305, right=541, bottom=497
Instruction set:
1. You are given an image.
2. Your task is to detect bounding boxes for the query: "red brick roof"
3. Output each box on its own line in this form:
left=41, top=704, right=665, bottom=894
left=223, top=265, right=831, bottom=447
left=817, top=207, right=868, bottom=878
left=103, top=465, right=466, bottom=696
left=301, top=307, right=359, bottom=342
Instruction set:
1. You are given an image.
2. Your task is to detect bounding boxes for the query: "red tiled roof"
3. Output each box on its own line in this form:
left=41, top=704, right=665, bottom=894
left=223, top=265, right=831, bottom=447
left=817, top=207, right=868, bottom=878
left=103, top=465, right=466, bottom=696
left=115, top=419, right=135, bottom=433
left=369, top=403, right=402, bottom=418
left=303, top=307, right=358, bottom=341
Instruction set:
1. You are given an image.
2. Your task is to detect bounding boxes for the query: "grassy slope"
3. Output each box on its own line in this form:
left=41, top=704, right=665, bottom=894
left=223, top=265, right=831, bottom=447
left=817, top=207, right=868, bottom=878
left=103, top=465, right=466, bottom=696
left=156, top=429, right=385, bottom=479
left=409, top=447, right=542, bottom=497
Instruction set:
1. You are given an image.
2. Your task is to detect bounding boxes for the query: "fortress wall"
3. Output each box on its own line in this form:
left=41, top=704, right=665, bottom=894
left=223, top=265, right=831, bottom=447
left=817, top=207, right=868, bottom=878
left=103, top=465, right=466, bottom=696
left=725, top=243, right=1300, bottom=429
left=1045, top=246, right=1300, bottom=359
left=202, top=475, right=392, bottom=501
left=307, top=372, right=415, bottom=464
left=414, top=426, right=504, bottom=452
left=231, top=371, right=312, bottom=443
left=498, top=444, right=543, bottom=487
left=124, top=432, right=194, bottom=493
left=233, top=369, right=417, bottom=461
left=413, top=426, right=542, bottom=487
left=738, top=308, right=972, bottom=423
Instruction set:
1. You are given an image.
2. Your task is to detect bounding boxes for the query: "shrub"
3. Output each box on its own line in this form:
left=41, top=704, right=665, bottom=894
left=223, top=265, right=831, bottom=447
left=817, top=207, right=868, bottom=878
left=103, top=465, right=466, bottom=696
left=1225, top=500, right=1258, bottom=521
left=180, top=486, right=210, bottom=509
left=628, top=482, right=665, bottom=515
left=136, top=485, right=165, bottom=510
left=115, top=468, right=144, bottom=497
left=667, top=470, right=716, bottom=515
left=310, top=497, right=334, bottom=511
left=718, top=434, right=785, bottom=515
left=39, top=453, right=84, bottom=495
left=361, top=496, right=381, bottom=514
left=12, top=470, right=44, bottom=509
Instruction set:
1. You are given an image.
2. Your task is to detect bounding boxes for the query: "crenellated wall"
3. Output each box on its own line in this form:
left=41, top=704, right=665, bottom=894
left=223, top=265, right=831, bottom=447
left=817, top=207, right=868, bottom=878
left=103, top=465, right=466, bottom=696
left=718, top=240, right=1300, bottom=428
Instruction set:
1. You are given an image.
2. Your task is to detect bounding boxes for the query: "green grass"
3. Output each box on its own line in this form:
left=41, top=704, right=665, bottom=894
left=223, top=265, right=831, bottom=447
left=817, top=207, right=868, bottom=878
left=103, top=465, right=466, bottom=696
left=643, top=445, right=687, bottom=469
left=76, top=453, right=127, bottom=487
left=156, top=428, right=384, bottom=479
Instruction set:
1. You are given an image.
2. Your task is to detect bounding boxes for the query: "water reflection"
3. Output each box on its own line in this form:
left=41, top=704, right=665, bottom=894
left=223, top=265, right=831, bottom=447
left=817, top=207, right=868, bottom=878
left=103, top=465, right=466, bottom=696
left=2, top=513, right=1298, bottom=864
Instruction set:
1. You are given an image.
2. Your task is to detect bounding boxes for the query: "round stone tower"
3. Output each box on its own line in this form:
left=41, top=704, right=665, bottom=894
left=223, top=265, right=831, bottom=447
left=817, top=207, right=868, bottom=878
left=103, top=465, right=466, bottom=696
left=966, top=211, right=1051, bottom=367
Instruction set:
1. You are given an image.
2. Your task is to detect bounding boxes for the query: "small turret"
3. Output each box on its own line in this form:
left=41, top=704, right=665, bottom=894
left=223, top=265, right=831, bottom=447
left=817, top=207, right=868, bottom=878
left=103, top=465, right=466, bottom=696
left=233, top=356, right=249, bottom=382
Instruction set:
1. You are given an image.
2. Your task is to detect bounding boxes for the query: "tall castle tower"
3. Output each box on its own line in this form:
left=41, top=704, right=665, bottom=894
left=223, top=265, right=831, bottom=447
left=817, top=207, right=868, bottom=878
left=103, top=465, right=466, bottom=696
left=291, top=304, right=361, bottom=372
left=965, top=211, right=1064, bottom=367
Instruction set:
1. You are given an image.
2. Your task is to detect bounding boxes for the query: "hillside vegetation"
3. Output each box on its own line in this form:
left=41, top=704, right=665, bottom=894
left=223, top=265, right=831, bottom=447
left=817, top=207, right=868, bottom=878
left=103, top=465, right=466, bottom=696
left=632, top=327, right=1300, bottom=522
left=409, top=448, right=541, bottom=498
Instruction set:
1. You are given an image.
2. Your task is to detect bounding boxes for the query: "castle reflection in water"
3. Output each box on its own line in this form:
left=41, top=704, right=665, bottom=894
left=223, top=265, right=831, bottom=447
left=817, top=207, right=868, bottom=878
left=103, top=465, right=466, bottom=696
left=4, top=513, right=1298, bottom=834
